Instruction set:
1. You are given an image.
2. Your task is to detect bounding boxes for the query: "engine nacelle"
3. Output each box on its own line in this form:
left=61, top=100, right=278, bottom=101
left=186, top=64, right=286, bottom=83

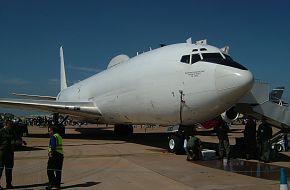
left=201, top=107, right=239, bottom=129
left=221, top=107, right=239, bottom=123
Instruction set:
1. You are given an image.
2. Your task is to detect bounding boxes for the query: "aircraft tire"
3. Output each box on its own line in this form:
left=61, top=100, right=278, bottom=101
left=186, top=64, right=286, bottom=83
left=276, top=144, right=283, bottom=152
left=168, top=134, right=183, bottom=154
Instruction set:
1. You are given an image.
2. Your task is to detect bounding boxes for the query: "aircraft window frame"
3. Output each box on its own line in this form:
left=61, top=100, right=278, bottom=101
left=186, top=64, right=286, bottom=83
left=180, top=55, right=190, bottom=64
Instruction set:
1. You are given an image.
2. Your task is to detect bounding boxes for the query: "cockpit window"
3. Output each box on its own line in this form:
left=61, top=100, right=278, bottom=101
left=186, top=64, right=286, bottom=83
left=180, top=55, right=190, bottom=64
left=191, top=54, right=201, bottom=64
left=192, top=49, right=198, bottom=52
left=200, top=48, right=207, bottom=51
left=201, top=53, right=223, bottom=63
left=200, top=52, right=247, bottom=70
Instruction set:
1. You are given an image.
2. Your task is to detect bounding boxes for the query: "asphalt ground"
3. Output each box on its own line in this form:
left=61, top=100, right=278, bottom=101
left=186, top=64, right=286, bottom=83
left=1, top=124, right=290, bottom=190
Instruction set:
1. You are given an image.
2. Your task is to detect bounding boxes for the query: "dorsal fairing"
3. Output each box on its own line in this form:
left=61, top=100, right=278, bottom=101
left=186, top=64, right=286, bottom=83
left=107, top=54, right=130, bottom=69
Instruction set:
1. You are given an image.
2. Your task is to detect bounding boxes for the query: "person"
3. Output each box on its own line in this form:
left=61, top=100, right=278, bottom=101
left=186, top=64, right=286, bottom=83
left=0, top=118, right=17, bottom=190
left=186, top=135, right=202, bottom=161
left=243, top=118, right=257, bottom=159
left=214, top=116, right=230, bottom=159
left=46, top=126, right=64, bottom=190
left=257, top=120, right=272, bottom=163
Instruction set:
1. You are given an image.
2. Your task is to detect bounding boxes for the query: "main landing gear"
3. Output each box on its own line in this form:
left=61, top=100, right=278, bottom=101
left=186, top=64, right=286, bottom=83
left=114, top=124, right=133, bottom=136
left=167, top=125, right=195, bottom=154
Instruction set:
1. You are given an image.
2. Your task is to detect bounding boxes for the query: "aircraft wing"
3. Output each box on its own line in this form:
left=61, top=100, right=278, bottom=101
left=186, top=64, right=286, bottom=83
left=0, top=98, right=102, bottom=118
left=12, top=93, right=57, bottom=100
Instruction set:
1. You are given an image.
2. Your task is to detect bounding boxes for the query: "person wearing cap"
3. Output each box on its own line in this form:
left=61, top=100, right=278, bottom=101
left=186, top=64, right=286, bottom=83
left=0, top=118, right=17, bottom=189
left=46, top=126, right=64, bottom=190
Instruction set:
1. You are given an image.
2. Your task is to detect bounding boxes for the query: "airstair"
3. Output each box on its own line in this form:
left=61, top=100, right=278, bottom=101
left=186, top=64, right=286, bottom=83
left=236, top=81, right=290, bottom=130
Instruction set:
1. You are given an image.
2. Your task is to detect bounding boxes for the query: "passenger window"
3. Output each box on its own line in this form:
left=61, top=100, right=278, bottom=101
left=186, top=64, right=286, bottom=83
left=191, top=54, right=201, bottom=64
left=180, top=55, right=190, bottom=64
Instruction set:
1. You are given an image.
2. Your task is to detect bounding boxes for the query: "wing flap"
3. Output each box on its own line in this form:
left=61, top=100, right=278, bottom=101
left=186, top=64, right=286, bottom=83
left=0, top=98, right=102, bottom=118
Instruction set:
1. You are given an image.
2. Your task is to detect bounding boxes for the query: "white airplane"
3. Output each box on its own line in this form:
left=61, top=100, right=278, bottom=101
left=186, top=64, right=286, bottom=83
left=0, top=38, right=254, bottom=152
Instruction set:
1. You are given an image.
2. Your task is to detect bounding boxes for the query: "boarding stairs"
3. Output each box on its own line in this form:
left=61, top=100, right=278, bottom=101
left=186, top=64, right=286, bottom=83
left=236, top=81, right=290, bottom=130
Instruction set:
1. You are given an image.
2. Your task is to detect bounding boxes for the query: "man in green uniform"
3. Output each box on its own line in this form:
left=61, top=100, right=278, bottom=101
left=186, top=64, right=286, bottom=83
left=215, top=117, right=230, bottom=159
left=243, top=118, right=257, bottom=159
left=46, top=126, right=64, bottom=190
left=257, top=120, right=272, bottom=163
left=186, top=133, right=202, bottom=161
left=0, top=118, right=16, bottom=190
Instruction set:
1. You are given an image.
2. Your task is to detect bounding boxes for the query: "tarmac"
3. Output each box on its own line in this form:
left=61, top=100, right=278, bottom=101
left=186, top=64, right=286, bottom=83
left=2, top=124, right=290, bottom=190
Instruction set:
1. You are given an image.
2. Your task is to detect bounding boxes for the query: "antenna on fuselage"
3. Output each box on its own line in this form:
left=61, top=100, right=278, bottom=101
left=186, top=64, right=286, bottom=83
left=60, top=46, right=68, bottom=91
left=220, top=46, right=230, bottom=54
left=186, top=37, right=192, bottom=44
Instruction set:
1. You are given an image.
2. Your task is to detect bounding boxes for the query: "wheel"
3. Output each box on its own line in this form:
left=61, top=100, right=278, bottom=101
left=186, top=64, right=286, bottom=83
left=168, top=134, right=183, bottom=154
left=276, top=144, right=283, bottom=152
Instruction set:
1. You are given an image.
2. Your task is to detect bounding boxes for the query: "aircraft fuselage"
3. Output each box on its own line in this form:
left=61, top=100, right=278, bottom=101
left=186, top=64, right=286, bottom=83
left=57, top=43, right=253, bottom=125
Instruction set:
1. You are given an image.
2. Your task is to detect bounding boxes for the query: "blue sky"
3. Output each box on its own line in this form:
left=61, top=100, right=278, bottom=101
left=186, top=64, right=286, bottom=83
left=0, top=0, right=290, bottom=116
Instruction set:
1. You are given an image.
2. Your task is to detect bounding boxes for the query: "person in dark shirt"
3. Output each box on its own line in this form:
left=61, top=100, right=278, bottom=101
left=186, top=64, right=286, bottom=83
left=0, top=118, right=17, bottom=190
left=244, top=118, right=257, bottom=159
left=257, top=120, right=272, bottom=163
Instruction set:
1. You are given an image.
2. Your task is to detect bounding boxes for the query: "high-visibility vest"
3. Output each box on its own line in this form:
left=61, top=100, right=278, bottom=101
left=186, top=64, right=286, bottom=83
left=48, top=133, right=64, bottom=155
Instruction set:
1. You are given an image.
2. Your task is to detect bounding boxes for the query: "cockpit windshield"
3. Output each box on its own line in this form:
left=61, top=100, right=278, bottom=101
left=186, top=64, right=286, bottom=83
left=201, top=53, right=247, bottom=70
left=180, top=51, right=248, bottom=70
left=201, top=53, right=223, bottom=63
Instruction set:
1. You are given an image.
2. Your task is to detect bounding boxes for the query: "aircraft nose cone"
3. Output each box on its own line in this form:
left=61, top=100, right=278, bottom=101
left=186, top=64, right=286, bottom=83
left=215, top=66, right=254, bottom=102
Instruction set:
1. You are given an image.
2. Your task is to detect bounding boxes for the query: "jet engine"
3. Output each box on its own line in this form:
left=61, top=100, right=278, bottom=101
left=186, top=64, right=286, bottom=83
left=201, top=107, right=239, bottom=129
left=220, top=107, right=239, bottom=123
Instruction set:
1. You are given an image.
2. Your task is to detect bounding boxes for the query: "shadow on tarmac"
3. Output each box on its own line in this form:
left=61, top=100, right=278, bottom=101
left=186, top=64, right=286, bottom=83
left=27, top=127, right=169, bottom=150
left=11, top=182, right=47, bottom=189
left=26, top=127, right=290, bottom=161
left=11, top=181, right=100, bottom=189
left=15, top=146, right=44, bottom=152
left=61, top=181, right=100, bottom=189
